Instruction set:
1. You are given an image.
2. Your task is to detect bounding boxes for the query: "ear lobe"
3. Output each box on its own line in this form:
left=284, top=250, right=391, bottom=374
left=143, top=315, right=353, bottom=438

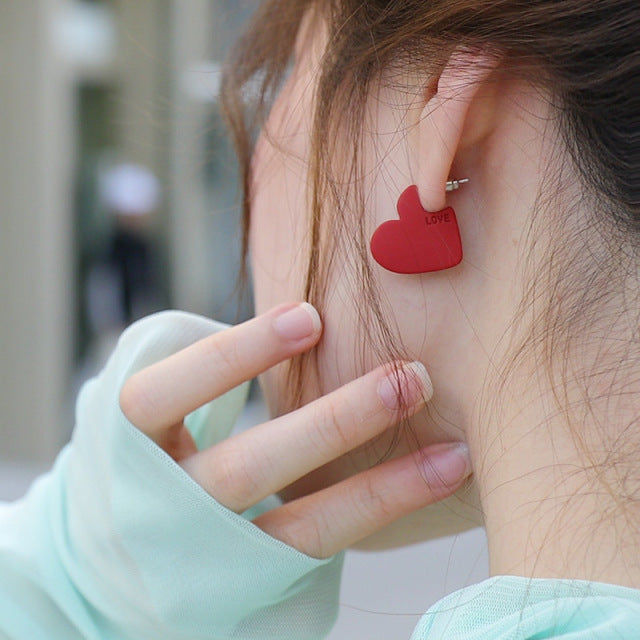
left=415, top=49, right=499, bottom=212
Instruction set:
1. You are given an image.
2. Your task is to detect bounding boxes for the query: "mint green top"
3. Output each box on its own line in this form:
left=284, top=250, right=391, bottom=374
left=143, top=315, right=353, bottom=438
left=411, top=575, right=640, bottom=639
left=1, top=311, right=639, bottom=639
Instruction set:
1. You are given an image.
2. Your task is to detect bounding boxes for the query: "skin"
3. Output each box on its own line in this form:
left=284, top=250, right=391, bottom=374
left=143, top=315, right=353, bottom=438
left=120, top=303, right=472, bottom=558
left=249, top=15, right=640, bottom=588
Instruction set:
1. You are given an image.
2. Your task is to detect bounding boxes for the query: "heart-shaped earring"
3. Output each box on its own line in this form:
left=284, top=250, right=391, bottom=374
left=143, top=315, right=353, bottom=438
left=370, top=181, right=467, bottom=274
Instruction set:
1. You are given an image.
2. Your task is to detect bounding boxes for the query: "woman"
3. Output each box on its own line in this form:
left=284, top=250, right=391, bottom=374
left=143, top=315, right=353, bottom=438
left=1, top=0, right=639, bottom=638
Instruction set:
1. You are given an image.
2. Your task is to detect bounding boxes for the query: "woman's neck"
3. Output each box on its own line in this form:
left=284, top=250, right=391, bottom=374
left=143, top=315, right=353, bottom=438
left=468, top=336, right=640, bottom=588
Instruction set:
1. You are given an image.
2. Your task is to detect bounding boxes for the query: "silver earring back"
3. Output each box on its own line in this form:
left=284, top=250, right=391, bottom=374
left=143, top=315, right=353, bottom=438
left=445, top=178, right=469, bottom=192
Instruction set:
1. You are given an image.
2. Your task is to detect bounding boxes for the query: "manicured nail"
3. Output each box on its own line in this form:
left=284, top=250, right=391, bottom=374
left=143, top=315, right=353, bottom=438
left=420, top=442, right=472, bottom=488
left=273, top=303, right=322, bottom=341
left=378, top=361, right=433, bottom=411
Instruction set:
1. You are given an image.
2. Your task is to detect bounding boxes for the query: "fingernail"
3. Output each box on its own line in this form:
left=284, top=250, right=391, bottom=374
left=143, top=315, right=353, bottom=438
left=273, top=303, right=322, bottom=341
left=420, top=442, right=472, bottom=488
left=378, top=361, right=433, bottom=411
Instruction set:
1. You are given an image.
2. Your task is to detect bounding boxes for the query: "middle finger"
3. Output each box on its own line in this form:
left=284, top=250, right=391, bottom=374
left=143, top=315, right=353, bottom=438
left=180, top=361, right=432, bottom=513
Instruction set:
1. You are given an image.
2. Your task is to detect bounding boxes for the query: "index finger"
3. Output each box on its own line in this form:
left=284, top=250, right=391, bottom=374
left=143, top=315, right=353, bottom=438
left=119, top=302, right=322, bottom=435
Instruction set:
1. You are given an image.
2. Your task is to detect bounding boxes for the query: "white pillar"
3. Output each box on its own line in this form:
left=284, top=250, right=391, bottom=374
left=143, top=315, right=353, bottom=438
left=0, top=1, right=75, bottom=464
left=168, top=0, right=217, bottom=314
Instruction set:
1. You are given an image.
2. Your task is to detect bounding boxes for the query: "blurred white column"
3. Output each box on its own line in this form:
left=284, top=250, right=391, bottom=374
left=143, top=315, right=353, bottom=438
left=112, top=0, right=169, bottom=177
left=168, top=0, right=217, bottom=314
left=0, top=1, right=75, bottom=464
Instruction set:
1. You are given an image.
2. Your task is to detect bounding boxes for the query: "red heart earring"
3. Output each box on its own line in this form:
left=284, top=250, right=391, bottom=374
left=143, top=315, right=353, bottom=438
left=370, top=180, right=468, bottom=274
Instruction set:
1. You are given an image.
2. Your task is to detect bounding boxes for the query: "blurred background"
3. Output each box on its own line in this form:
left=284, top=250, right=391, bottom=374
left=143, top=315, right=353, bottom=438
left=1, top=0, right=254, bottom=466
left=0, top=2, right=487, bottom=637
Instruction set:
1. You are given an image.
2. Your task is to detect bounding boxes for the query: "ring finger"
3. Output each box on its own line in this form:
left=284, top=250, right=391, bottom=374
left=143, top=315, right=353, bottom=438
left=252, top=442, right=472, bottom=558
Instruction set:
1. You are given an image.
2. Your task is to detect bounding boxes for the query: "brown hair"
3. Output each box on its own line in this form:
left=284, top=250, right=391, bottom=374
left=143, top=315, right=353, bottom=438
left=220, top=0, right=639, bottom=436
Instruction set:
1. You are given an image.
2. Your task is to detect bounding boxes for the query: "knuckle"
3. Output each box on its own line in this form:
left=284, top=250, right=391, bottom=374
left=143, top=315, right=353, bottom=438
left=313, top=400, right=353, bottom=455
left=259, top=505, right=328, bottom=558
left=119, top=373, right=158, bottom=429
left=203, top=336, right=242, bottom=373
left=355, top=473, right=394, bottom=524
left=209, top=443, right=263, bottom=511
left=305, top=516, right=330, bottom=558
left=291, top=509, right=330, bottom=558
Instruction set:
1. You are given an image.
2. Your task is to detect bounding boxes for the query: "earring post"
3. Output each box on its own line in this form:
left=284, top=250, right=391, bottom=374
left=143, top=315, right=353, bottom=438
left=445, top=178, right=470, bottom=192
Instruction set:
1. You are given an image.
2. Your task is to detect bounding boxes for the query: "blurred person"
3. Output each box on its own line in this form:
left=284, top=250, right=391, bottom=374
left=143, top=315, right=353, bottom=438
left=100, top=162, right=161, bottom=324
left=0, top=1, right=639, bottom=639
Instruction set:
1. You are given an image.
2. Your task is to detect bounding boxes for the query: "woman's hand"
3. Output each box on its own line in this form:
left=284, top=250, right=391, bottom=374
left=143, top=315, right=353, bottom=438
left=119, top=302, right=471, bottom=559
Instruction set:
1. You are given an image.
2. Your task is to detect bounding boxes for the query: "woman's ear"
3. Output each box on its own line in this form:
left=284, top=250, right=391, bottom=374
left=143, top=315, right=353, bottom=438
left=415, top=49, right=500, bottom=212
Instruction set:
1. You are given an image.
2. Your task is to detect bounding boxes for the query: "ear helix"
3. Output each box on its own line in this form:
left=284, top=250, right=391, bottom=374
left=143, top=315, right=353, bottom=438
left=370, top=179, right=468, bottom=274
